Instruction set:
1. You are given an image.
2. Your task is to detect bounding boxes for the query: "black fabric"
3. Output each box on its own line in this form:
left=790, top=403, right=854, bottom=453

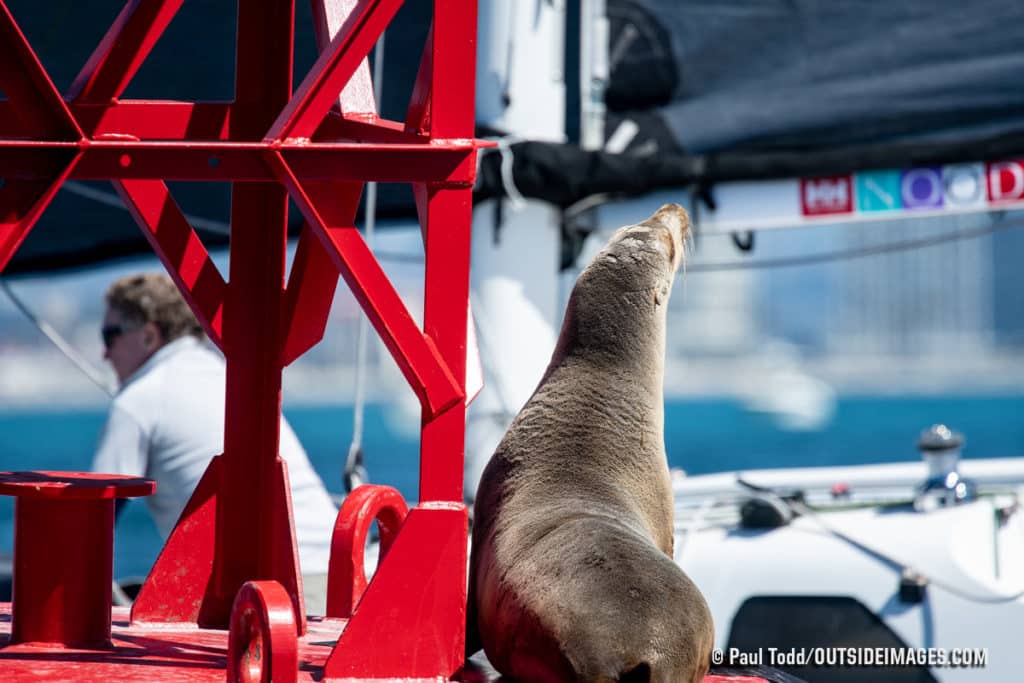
left=606, top=0, right=678, bottom=112
left=473, top=130, right=1024, bottom=211
left=607, top=0, right=1024, bottom=156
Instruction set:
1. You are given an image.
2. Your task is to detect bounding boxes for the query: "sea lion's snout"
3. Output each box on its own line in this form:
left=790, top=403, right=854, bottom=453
left=647, top=203, right=690, bottom=273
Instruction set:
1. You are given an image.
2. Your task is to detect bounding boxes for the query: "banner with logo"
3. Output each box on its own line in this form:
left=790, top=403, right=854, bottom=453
left=697, top=160, right=1024, bottom=233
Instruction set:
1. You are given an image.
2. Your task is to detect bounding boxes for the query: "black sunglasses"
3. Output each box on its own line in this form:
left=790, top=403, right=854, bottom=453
left=101, top=324, right=137, bottom=349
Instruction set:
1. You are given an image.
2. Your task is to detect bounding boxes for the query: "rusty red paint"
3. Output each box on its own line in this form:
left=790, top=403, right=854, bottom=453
left=0, top=471, right=155, bottom=499
left=227, top=581, right=299, bottom=683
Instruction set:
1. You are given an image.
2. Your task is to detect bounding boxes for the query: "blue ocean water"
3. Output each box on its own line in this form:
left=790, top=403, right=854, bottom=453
left=1, top=395, right=1022, bottom=578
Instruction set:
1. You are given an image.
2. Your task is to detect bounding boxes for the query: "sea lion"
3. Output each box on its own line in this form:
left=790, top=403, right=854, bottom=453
left=467, top=204, right=714, bottom=683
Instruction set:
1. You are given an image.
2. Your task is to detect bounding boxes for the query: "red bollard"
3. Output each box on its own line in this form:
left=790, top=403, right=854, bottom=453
left=0, top=471, right=154, bottom=649
left=325, top=484, right=409, bottom=619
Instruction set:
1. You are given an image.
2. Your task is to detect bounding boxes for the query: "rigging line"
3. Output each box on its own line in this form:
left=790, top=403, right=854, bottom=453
left=62, top=181, right=231, bottom=235
left=368, top=215, right=1022, bottom=270
left=62, top=181, right=422, bottom=265
left=686, top=215, right=1022, bottom=273
left=791, top=499, right=1024, bottom=605
left=372, top=250, right=423, bottom=264
left=344, top=33, right=387, bottom=492
left=735, top=478, right=1024, bottom=605
left=0, top=278, right=115, bottom=397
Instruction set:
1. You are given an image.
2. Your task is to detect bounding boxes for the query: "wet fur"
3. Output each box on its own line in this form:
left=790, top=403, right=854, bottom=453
left=468, top=205, right=714, bottom=682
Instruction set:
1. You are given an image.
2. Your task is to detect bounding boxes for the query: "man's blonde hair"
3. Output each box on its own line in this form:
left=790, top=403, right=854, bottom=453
left=105, top=272, right=203, bottom=342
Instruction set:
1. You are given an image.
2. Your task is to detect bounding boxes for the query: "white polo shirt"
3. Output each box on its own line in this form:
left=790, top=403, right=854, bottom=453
left=92, top=336, right=337, bottom=574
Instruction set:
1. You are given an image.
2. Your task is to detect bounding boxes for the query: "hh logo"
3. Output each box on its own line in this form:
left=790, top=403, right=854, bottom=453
left=801, top=176, right=853, bottom=216
left=987, top=160, right=1024, bottom=203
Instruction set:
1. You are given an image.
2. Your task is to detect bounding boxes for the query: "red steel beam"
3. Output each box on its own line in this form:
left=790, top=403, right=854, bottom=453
left=418, top=186, right=472, bottom=503
left=0, top=139, right=476, bottom=183
left=0, top=101, right=233, bottom=142
left=428, top=0, right=477, bottom=140
left=310, top=0, right=377, bottom=116
left=281, top=0, right=388, bottom=369
left=405, top=24, right=433, bottom=133
left=280, top=224, right=344, bottom=367
left=0, top=3, right=82, bottom=140
left=265, top=0, right=403, bottom=141
left=280, top=180, right=364, bottom=367
left=267, top=149, right=463, bottom=417
left=210, top=0, right=302, bottom=629
left=324, top=504, right=468, bottom=678
left=130, top=455, right=220, bottom=624
left=113, top=179, right=227, bottom=347
left=320, top=113, right=428, bottom=143
left=0, top=160, right=81, bottom=272
left=67, top=0, right=186, bottom=105
left=0, top=102, right=428, bottom=144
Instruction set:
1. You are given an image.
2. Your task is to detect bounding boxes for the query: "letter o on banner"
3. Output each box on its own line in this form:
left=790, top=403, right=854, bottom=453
left=901, top=167, right=943, bottom=209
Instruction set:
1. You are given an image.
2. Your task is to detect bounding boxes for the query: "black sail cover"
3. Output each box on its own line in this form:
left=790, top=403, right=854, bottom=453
left=5, top=0, right=1024, bottom=272
left=607, top=0, right=1024, bottom=157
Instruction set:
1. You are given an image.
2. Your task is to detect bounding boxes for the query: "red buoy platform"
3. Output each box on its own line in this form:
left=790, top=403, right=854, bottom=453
left=0, top=1, right=776, bottom=681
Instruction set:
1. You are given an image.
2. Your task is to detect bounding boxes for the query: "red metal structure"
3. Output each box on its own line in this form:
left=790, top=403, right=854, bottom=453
left=0, top=2, right=773, bottom=681
left=0, top=0, right=479, bottom=679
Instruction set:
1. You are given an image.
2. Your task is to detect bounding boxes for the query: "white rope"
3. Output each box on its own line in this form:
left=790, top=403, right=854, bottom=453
left=495, top=136, right=527, bottom=209
left=62, top=181, right=230, bottom=234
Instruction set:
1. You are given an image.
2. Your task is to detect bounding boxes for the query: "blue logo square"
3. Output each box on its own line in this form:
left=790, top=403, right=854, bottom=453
left=855, top=171, right=902, bottom=212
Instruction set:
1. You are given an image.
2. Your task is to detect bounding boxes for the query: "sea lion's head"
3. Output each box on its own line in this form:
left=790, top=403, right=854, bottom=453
left=595, top=202, right=688, bottom=282
left=582, top=203, right=690, bottom=304
left=553, top=204, right=690, bottom=363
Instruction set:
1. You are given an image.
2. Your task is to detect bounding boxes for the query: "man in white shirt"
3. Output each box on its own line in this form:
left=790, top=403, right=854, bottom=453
left=93, top=272, right=338, bottom=614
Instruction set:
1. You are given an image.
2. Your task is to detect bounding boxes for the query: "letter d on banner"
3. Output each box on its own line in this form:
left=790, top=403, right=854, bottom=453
left=987, top=161, right=1024, bottom=203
